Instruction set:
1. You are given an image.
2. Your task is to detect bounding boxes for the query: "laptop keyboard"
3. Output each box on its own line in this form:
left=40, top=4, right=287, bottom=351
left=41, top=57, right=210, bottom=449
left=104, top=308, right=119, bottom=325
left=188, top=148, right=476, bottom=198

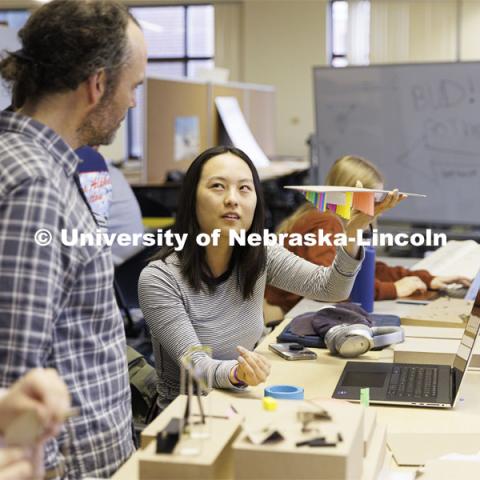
left=387, top=366, right=439, bottom=399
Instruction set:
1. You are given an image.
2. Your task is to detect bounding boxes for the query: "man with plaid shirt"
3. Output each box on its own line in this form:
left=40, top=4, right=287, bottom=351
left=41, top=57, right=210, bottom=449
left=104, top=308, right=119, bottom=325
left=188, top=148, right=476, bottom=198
left=0, top=1, right=147, bottom=478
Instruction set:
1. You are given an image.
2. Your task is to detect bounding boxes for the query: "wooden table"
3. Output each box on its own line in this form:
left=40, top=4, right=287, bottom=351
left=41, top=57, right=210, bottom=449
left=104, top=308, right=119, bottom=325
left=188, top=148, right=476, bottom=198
left=113, top=296, right=480, bottom=479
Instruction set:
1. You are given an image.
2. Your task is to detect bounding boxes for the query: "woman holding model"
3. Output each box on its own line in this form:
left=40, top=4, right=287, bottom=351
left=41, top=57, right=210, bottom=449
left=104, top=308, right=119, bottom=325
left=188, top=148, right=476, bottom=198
left=139, top=146, right=404, bottom=408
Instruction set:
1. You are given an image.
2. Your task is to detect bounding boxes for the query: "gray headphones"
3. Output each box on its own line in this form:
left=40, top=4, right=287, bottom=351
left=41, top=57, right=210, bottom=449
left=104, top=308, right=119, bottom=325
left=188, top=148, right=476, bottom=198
left=324, top=323, right=404, bottom=358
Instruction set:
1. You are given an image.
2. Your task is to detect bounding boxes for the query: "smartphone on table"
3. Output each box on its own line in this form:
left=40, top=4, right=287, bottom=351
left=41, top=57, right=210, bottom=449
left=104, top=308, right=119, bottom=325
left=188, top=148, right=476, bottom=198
left=269, top=343, right=317, bottom=361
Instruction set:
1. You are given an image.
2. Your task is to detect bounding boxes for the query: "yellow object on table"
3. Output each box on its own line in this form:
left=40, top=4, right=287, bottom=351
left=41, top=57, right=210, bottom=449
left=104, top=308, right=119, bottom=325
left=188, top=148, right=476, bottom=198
left=262, top=396, right=278, bottom=411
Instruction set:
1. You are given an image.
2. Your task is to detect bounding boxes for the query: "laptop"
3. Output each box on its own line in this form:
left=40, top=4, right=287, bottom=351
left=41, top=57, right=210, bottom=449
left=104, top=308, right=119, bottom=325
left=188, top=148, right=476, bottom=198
left=465, top=270, right=480, bottom=301
left=332, top=289, right=480, bottom=408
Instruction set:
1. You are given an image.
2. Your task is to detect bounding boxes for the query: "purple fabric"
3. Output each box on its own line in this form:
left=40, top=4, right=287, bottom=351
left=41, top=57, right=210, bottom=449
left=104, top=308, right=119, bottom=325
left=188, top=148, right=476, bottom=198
left=289, top=303, right=373, bottom=338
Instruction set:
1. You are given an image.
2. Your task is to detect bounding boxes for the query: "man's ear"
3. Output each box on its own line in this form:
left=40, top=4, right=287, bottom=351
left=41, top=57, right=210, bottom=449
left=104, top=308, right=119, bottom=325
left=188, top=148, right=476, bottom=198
left=85, top=69, right=107, bottom=107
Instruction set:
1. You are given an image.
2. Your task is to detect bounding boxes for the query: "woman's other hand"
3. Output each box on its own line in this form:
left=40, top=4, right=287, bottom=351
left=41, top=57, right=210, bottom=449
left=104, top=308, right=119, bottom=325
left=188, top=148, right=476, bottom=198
left=345, top=182, right=406, bottom=258
left=230, top=346, right=271, bottom=386
left=395, top=277, right=428, bottom=297
left=346, top=186, right=406, bottom=235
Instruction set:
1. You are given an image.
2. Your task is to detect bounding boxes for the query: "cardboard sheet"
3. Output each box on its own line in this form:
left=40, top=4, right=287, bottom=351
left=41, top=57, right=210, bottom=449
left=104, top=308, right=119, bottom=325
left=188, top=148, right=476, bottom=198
left=400, top=298, right=472, bottom=328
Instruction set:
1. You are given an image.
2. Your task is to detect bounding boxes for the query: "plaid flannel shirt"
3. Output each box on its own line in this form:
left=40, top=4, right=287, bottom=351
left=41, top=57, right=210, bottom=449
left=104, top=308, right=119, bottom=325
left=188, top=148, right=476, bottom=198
left=0, top=111, right=134, bottom=478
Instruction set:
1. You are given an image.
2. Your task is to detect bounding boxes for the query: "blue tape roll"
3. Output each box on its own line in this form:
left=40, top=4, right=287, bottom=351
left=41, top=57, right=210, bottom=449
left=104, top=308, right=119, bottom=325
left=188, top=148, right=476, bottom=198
left=264, top=385, right=304, bottom=400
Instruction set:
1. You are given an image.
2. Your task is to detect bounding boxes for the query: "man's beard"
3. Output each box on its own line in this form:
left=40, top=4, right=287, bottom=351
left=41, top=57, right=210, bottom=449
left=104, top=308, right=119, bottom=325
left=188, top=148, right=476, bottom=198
left=77, top=95, right=121, bottom=146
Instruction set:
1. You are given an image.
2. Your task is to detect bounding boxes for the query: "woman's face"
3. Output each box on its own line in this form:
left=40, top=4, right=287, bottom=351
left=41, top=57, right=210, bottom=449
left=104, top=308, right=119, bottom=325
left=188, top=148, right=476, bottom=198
left=196, top=153, right=257, bottom=238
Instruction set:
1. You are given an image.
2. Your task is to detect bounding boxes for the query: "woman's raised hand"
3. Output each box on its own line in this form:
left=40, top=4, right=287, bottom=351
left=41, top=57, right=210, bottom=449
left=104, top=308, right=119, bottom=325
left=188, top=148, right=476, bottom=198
left=344, top=182, right=406, bottom=258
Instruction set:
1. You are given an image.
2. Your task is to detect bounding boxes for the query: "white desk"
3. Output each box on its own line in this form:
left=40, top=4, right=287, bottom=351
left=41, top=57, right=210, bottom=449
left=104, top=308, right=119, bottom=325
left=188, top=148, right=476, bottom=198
left=113, top=291, right=480, bottom=479
left=275, top=297, right=480, bottom=426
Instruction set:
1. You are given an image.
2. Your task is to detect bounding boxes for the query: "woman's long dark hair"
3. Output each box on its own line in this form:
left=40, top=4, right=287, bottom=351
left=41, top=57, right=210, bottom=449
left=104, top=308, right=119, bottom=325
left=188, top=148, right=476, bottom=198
left=154, top=146, right=266, bottom=299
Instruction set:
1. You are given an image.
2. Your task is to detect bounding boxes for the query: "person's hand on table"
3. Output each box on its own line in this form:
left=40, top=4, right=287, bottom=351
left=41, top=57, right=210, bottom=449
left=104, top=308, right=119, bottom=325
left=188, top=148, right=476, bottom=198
left=395, top=277, right=428, bottom=297
left=230, top=346, right=271, bottom=387
left=430, top=275, right=472, bottom=291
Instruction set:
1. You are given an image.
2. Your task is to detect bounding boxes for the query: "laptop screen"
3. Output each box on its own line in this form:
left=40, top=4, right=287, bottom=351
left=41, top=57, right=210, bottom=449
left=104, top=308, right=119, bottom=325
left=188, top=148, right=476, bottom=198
left=465, top=268, right=480, bottom=301
left=452, top=288, right=480, bottom=401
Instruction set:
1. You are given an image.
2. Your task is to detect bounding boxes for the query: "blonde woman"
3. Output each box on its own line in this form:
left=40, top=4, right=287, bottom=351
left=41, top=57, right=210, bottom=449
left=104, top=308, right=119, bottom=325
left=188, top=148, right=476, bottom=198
left=265, top=155, right=471, bottom=316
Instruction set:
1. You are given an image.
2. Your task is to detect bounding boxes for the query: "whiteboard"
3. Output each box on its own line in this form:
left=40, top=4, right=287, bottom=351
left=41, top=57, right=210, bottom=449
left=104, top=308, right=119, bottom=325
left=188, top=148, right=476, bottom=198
left=313, top=63, right=480, bottom=226
left=0, top=26, right=20, bottom=110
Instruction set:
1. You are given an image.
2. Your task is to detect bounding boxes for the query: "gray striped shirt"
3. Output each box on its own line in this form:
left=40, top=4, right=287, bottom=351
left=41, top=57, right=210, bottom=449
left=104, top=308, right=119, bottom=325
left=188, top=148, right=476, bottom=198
left=139, top=243, right=363, bottom=404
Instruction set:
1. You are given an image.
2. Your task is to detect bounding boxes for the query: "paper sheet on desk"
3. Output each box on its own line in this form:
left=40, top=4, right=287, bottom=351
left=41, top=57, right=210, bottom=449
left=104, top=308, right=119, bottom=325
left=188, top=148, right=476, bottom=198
left=215, top=96, right=270, bottom=168
left=436, top=452, right=480, bottom=462
left=417, top=452, right=480, bottom=479
left=381, top=473, right=416, bottom=480
left=387, top=433, right=480, bottom=466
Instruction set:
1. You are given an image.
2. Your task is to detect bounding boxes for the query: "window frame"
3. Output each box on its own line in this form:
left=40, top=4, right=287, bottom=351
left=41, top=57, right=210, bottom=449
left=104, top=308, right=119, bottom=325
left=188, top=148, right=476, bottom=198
left=0, top=9, right=29, bottom=28
left=329, top=0, right=348, bottom=67
left=127, top=3, right=215, bottom=159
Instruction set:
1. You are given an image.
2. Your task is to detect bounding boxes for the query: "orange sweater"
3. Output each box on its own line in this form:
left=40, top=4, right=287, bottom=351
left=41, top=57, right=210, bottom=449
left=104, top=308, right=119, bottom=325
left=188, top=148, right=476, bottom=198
left=265, top=209, right=434, bottom=313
